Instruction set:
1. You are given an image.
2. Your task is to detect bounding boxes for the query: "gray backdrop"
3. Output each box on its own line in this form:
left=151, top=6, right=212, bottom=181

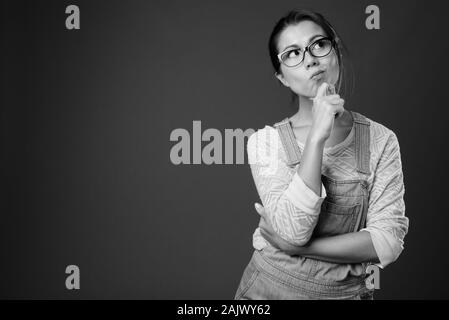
left=2, top=0, right=449, bottom=299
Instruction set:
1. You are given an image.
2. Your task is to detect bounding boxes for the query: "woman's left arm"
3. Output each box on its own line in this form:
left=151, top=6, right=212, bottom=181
left=257, top=211, right=379, bottom=264
left=257, top=131, right=409, bottom=267
left=298, top=231, right=380, bottom=264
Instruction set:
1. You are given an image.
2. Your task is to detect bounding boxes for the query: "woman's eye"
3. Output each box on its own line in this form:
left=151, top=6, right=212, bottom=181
left=313, top=40, right=324, bottom=49
left=287, top=49, right=301, bottom=58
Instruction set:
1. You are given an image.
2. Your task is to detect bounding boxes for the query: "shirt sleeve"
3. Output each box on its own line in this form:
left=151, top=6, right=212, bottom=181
left=360, top=132, right=409, bottom=268
left=248, top=127, right=327, bottom=246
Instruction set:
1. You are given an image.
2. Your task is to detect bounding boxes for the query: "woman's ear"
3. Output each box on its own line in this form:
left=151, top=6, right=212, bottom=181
left=275, top=72, right=290, bottom=87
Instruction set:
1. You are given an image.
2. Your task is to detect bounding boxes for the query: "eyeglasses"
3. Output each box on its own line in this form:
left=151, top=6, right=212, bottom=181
left=277, top=37, right=335, bottom=68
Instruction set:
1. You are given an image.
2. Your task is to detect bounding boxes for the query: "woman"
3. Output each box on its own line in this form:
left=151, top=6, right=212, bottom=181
left=234, top=9, right=409, bottom=300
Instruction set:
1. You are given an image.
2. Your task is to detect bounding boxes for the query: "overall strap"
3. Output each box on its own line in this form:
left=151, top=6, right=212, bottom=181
left=274, top=112, right=371, bottom=174
left=273, top=118, right=301, bottom=167
left=351, top=111, right=371, bottom=175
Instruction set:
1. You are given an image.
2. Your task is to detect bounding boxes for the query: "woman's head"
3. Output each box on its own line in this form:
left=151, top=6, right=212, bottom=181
left=268, top=9, right=352, bottom=100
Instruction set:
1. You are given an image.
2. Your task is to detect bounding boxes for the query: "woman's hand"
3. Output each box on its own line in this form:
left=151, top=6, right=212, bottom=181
left=309, top=82, right=345, bottom=143
left=254, top=203, right=305, bottom=256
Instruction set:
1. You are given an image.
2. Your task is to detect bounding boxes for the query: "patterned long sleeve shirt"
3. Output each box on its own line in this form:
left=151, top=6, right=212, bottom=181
left=247, top=116, right=409, bottom=268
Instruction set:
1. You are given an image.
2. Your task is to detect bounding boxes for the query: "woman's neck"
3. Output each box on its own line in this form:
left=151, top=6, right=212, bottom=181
left=290, top=95, right=315, bottom=127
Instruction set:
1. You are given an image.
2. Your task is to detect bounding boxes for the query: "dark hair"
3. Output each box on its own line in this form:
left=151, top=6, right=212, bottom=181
left=268, top=9, right=354, bottom=104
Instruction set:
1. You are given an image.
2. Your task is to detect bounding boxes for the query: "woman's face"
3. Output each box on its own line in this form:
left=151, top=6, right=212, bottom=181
left=275, top=20, right=339, bottom=98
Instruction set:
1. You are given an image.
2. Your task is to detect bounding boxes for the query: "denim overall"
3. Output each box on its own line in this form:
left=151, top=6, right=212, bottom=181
left=235, top=111, right=375, bottom=300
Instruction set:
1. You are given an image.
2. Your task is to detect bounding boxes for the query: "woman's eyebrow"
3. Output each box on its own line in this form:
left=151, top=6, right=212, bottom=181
left=281, top=34, right=325, bottom=52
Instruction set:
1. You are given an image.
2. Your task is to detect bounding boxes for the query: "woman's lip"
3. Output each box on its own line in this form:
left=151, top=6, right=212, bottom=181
left=311, top=71, right=325, bottom=79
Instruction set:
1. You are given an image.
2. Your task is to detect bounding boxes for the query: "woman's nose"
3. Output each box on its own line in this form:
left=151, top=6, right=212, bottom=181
left=304, top=51, right=319, bottom=68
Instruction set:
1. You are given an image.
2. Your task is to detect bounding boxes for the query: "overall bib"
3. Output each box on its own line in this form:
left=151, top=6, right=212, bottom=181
left=235, top=111, right=375, bottom=300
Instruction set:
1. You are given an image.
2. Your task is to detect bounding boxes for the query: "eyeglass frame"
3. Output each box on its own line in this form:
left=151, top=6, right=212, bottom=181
left=276, top=37, right=336, bottom=68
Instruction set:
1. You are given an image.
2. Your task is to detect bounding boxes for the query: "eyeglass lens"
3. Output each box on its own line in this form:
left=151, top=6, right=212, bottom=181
left=281, top=38, right=333, bottom=67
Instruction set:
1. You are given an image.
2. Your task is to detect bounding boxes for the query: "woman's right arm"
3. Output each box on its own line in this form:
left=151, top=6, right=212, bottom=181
left=296, top=134, right=326, bottom=197
left=247, top=128, right=326, bottom=246
left=299, top=82, right=346, bottom=196
left=249, top=82, right=345, bottom=246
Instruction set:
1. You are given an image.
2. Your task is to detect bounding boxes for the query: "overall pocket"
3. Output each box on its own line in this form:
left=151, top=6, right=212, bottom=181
left=313, top=199, right=361, bottom=237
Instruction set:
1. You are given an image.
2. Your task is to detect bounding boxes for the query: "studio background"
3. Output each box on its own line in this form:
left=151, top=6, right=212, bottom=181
left=2, top=0, right=448, bottom=299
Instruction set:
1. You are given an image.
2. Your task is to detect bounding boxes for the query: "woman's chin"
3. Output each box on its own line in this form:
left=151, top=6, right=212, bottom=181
left=311, top=79, right=333, bottom=97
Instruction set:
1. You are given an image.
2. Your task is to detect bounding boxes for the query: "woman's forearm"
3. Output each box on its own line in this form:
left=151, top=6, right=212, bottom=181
left=296, top=231, right=380, bottom=264
left=297, top=135, right=326, bottom=196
